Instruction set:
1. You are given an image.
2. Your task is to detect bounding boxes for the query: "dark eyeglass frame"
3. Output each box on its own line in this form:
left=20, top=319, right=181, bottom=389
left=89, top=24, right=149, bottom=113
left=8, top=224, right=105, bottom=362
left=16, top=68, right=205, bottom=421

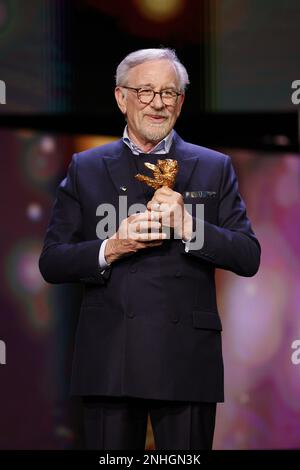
left=121, top=86, right=182, bottom=105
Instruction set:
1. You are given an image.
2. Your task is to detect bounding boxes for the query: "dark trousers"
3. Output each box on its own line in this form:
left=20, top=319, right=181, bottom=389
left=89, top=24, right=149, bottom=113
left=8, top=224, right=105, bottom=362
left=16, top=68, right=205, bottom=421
left=82, top=396, right=216, bottom=450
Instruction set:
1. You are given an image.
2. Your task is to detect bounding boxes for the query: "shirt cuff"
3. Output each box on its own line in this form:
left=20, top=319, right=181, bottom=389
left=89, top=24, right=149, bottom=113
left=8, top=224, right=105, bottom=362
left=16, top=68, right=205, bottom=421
left=99, top=239, right=111, bottom=270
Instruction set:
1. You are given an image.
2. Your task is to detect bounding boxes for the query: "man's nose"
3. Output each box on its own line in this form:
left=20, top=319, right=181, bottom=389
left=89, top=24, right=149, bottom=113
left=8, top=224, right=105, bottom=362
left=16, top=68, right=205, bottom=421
left=150, top=93, right=165, bottom=109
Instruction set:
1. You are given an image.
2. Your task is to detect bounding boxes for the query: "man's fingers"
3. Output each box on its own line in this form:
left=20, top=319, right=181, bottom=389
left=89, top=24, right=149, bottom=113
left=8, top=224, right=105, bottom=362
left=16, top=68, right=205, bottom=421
left=135, top=231, right=167, bottom=241
left=133, top=220, right=161, bottom=233
left=129, top=210, right=160, bottom=222
left=136, top=240, right=164, bottom=249
left=154, top=186, right=174, bottom=196
left=147, top=200, right=169, bottom=212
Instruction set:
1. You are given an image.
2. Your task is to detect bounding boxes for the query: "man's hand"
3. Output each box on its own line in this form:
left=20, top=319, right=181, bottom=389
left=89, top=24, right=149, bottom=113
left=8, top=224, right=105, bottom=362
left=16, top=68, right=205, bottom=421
left=104, top=210, right=166, bottom=264
left=147, top=186, right=193, bottom=241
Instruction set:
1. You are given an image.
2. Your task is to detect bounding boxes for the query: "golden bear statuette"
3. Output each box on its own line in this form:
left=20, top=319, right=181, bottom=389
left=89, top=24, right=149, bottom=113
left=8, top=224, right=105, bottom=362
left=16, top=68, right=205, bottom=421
left=135, top=159, right=178, bottom=190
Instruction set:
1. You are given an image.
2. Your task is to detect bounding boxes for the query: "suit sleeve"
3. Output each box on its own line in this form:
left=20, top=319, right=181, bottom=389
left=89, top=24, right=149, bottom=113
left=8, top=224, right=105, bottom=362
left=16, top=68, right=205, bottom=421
left=39, top=154, right=111, bottom=285
left=182, top=155, right=261, bottom=277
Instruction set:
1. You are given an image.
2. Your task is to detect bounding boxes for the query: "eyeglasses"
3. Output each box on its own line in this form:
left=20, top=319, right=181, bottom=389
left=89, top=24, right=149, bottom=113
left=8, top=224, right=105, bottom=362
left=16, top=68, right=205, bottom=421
left=121, top=86, right=182, bottom=105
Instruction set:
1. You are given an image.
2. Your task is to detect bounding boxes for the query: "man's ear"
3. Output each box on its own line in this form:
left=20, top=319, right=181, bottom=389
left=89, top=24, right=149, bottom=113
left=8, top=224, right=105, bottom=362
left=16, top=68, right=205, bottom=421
left=176, top=93, right=185, bottom=117
left=115, top=87, right=127, bottom=114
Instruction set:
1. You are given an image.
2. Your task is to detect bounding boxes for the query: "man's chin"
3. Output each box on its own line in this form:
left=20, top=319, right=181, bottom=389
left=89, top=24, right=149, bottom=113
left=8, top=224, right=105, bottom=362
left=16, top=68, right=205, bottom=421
left=142, top=128, right=170, bottom=143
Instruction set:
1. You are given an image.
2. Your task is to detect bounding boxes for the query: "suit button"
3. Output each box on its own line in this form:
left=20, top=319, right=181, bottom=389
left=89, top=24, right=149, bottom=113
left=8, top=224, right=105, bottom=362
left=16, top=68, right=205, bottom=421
left=175, top=271, right=181, bottom=277
left=129, top=266, right=137, bottom=273
left=127, top=311, right=135, bottom=318
left=171, top=317, right=179, bottom=323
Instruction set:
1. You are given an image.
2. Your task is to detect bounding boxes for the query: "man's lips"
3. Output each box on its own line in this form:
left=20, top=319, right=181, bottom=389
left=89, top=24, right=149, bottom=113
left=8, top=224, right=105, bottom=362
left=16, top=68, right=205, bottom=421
left=145, top=114, right=168, bottom=122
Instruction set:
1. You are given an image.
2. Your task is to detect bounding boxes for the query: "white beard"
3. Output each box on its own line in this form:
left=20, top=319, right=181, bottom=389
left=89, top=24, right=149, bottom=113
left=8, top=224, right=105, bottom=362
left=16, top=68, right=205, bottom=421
left=141, top=123, right=170, bottom=143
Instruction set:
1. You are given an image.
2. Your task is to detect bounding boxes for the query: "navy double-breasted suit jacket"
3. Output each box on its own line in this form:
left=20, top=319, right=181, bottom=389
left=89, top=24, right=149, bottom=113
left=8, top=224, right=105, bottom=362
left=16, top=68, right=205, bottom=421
left=39, top=132, right=260, bottom=402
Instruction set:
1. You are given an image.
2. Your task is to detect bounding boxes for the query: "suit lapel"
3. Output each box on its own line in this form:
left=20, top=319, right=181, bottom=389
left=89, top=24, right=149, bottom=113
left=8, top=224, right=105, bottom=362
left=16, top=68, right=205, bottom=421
left=103, top=142, right=148, bottom=214
left=171, top=133, right=199, bottom=194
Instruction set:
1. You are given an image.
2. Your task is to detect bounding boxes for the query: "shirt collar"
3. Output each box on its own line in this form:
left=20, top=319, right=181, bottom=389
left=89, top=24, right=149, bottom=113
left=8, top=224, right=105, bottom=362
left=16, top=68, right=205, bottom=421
left=122, top=126, right=173, bottom=155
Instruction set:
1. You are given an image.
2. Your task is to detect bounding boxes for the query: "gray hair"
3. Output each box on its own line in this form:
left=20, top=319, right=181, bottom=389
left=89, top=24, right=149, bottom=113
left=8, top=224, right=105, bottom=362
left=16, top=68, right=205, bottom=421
left=115, top=48, right=189, bottom=92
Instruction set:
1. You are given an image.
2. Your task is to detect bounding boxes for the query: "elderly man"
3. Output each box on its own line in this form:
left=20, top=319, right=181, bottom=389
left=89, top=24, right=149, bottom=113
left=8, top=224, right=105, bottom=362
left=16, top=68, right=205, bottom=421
left=39, top=48, right=260, bottom=450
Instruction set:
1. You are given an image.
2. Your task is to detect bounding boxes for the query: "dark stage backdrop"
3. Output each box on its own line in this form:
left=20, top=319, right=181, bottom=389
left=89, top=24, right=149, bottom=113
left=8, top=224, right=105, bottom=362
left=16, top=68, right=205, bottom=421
left=0, top=1, right=298, bottom=151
